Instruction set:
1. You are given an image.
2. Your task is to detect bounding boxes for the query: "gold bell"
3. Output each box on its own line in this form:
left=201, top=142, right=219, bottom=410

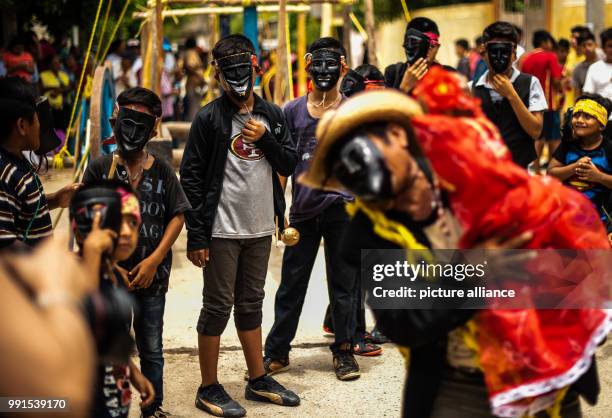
left=281, top=227, right=300, bottom=246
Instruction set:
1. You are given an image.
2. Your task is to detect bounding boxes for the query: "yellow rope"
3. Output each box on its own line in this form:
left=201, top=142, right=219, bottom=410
left=99, top=0, right=133, bottom=62
left=349, top=12, right=368, bottom=41
left=400, top=0, right=412, bottom=22
left=53, top=0, right=106, bottom=169
left=93, top=0, right=113, bottom=64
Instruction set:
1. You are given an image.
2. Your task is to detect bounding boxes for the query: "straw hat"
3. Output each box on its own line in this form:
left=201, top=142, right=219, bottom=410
left=299, top=89, right=423, bottom=191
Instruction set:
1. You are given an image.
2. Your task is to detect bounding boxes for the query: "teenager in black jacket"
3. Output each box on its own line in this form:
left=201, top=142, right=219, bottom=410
left=180, top=35, right=299, bottom=418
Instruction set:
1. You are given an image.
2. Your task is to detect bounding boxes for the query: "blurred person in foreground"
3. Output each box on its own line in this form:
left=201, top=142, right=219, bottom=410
left=300, top=67, right=609, bottom=418
left=70, top=180, right=154, bottom=418
left=0, top=237, right=95, bottom=418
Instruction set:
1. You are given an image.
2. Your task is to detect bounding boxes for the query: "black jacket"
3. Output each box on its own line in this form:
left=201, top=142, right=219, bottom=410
left=180, top=93, right=297, bottom=251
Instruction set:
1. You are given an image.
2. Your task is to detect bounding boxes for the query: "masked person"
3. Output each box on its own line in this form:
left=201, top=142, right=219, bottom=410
left=471, top=21, right=546, bottom=169
left=340, top=64, right=385, bottom=97
left=180, top=34, right=299, bottom=418
left=70, top=180, right=155, bottom=418
left=548, top=94, right=612, bottom=223
left=301, top=73, right=608, bottom=417
left=82, top=87, right=189, bottom=418
left=0, top=76, right=79, bottom=249
left=263, top=37, right=374, bottom=383
left=384, top=17, right=446, bottom=93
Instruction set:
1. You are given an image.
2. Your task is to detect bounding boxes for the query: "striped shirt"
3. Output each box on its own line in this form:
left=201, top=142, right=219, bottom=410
left=0, top=148, right=52, bottom=248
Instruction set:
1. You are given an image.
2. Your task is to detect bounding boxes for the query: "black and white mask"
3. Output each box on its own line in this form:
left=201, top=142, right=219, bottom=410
left=309, top=49, right=342, bottom=92
left=215, top=52, right=254, bottom=103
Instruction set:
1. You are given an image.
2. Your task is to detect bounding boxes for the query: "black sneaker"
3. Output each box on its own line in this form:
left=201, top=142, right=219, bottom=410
left=245, top=375, right=300, bottom=406
left=333, top=351, right=361, bottom=381
left=243, top=357, right=291, bottom=381
left=195, top=383, right=246, bottom=417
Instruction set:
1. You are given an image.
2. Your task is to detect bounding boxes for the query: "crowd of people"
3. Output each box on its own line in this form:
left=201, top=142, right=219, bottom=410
left=0, top=14, right=611, bottom=418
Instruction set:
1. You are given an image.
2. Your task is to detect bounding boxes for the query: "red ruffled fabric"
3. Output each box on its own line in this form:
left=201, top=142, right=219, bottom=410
left=410, top=67, right=611, bottom=417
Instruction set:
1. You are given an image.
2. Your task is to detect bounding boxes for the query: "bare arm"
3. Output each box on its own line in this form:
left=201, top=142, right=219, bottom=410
left=507, top=95, right=543, bottom=140
left=547, top=158, right=577, bottom=181
left=150, top=214, right=184, bottom=263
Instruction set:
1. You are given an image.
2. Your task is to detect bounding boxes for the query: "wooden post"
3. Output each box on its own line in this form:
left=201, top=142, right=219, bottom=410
left=364, top=0, right=378, bottom=67
left=342, top=5, right=352, bottom=66
left=151, top=0, right=164, bottom=96
left=274, top=0, right=288, bottom=105
left=297, top=12, right=307, bottom=96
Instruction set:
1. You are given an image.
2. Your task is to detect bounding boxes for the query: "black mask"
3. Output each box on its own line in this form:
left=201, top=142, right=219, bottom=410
left=331, top=134, right=393, bottom=203
left=309, top=49, right=342, bottom=92
left=216, top=53, right=254, bottom=103
left=403, top=28, right=431, bottom=65
left=340, top=70, right=365, bottom=97
left=114, top=107, right=156, bottom=154
left=486, top=42, right=514, bottom=74
left=70, top=188, right=123, bottom=248
left=35, top=97, right=61, bottom=155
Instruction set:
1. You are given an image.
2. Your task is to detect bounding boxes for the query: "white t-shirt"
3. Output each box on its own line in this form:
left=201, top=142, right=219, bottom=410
left=471, top=68, right=548, bottom=112
left=582, top=60, right=612, bottom=103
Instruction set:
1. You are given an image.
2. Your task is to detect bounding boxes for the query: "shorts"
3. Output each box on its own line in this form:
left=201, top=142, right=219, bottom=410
left=196, top=236, right=272, bottom=336
left=541, top=110, right=561, bottom=141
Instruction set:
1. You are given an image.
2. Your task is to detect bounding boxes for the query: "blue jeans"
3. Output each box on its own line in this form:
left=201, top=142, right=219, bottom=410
left=134, top=293, right=166, bottom=414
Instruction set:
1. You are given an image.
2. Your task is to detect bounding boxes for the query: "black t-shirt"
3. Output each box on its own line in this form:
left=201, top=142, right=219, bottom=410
left=83, top=154, right=191, bottom=296
left=553, top=137, right=612, bottom=220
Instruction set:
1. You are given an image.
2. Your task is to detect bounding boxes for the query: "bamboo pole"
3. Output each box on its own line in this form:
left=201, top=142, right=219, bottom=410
left=274, top=0, right=288, bottom=105
left=297, top=12, right=307, bottom=96
left=363, top=0, right=378, bottom=67
left=320, top=3, right=333, bottom=37
left=132, top=5, right=311, bottom=19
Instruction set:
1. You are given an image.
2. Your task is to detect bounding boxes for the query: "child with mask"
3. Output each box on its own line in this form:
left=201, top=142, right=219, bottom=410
left=83, top=87, right=190, bottom=418
left=384, top=17, right=446, bottom=93
left=548, top=94, right=612, bottom=223
left=0, top=76, right=79, bottom=249
left=471, top=21, right=546, bottom=169
left=263, top=37, right=375, bottom=383
left=180, top=34, right=299, bottom=417
left=70, top=180, right=155, bottom=418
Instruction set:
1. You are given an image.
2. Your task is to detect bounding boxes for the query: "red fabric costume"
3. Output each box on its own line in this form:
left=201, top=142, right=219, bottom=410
left=410, top=67, right=611, bottom=417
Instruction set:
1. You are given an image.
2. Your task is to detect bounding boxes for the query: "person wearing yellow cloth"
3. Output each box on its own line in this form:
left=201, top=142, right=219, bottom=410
left=549, top=94, right=612, bottom=225
left=40, top=55, right=72, bottom=131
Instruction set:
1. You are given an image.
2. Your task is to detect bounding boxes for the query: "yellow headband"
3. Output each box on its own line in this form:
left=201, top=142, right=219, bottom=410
left=574, top=99, right=608, bottom=126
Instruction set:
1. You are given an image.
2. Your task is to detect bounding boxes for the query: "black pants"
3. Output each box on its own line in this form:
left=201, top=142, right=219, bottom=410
left=265, top=203, right=359, bottom=358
